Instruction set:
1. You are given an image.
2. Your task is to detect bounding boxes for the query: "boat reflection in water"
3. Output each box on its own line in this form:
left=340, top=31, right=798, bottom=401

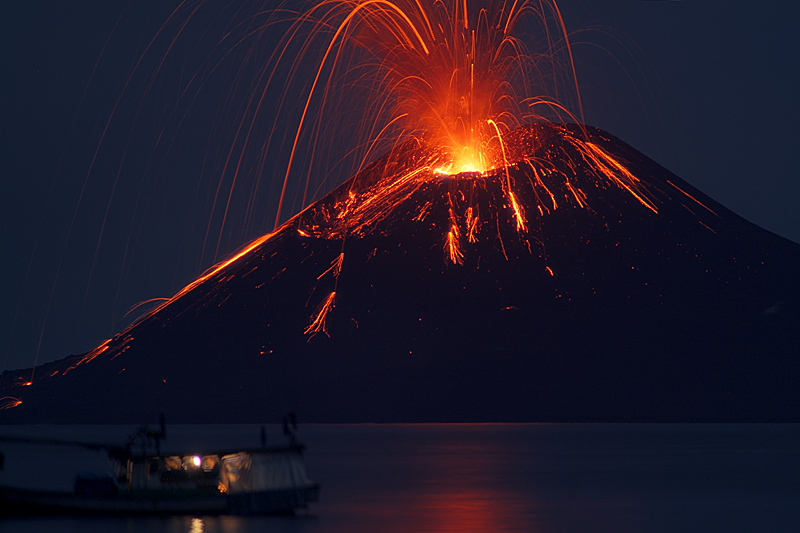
left=0, top=416, right=319, bottom=516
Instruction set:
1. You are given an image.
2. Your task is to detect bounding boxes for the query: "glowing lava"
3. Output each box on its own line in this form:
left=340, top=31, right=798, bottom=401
left=269, top=0, right=586, bottom=225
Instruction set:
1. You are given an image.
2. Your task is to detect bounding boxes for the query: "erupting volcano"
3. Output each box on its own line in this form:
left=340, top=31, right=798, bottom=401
left=2, top=122, right=798, bottom=422
left=2, top=1, right=798, bottom=422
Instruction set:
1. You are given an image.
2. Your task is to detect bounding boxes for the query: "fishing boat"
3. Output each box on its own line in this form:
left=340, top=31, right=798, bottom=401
left=0, top=416, right=320, bottom=515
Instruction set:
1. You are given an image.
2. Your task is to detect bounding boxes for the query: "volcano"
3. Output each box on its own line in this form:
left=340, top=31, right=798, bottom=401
left=2, top=123, right=799, bottom=423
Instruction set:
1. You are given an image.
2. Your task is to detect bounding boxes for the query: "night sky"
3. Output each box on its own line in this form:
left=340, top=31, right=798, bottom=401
left=2, top=1, right=799, bottom=373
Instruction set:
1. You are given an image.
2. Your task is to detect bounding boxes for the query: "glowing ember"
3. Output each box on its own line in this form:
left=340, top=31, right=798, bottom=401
left=305, top=291, right=337, bottom=338
left=0, top=397, right=23, bottom=410
left=446, top=222, right=464, bottom=265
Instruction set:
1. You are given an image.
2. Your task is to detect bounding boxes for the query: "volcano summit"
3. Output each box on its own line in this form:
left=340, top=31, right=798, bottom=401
left=2, top=123, right=799, bottom=423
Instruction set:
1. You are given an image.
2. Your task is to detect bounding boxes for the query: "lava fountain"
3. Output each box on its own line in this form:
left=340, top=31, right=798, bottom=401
left=249, top=0, right=589, bottom=233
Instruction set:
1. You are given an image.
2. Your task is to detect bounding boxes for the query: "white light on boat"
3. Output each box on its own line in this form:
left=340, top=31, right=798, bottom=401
left=192, top=455, right=202, bottom=467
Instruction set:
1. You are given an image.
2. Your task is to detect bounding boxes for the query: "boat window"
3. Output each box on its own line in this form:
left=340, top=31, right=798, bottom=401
left=164, top=456, right=182, bottom=471
left=182, top=456, right=201, bottom=470
left=220, top=452, right=251, bottom=492
left=201, top=455, right=219, bottom=472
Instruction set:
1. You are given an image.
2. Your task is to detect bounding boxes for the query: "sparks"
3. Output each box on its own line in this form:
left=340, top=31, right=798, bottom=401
left=508, top=191, right=527, bottom=233
left=305, top=291, right=337, bottom=338
left=0, top=397, right=23, bottom=410
left=446, top=223, right=465, bottom=265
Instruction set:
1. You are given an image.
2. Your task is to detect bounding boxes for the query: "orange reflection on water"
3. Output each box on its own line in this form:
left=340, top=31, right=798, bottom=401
left=399, top=431, right=541, bottom=532
left=419, top=487, right=530, bottom=532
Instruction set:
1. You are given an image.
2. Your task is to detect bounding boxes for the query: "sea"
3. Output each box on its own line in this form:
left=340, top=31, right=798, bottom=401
left=1, top=424, right=800, bottom=532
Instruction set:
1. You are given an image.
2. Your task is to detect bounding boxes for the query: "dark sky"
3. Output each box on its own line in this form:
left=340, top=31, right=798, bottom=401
left=2, top=1, right=799, bottom=372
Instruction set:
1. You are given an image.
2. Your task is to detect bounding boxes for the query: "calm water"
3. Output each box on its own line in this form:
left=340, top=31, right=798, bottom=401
left=2, top=424, right=800, bottom=532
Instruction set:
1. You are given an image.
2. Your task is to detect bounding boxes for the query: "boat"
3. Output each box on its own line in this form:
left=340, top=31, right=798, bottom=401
left=0, top=416, right=320, bottom=516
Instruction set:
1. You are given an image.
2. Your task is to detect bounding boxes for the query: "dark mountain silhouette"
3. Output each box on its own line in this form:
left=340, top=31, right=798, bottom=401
left=2, top=123, right=798, bottom=423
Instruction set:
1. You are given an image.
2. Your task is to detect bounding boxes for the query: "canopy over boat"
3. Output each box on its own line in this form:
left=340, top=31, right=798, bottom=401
left=0, top=416, right=319, bottom=515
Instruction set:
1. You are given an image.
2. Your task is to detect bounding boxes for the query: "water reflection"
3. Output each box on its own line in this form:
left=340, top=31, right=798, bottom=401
left=419, top=488, right=526, bottom=532
left=311, top=424, right=800, bottom=532
left=319, top=425, right=545, bottom=531
left=2, top=425, right=800, bottom=532
left=189, top=517, right=204, bottom=533
left=412, top=439, right=533, bottom=531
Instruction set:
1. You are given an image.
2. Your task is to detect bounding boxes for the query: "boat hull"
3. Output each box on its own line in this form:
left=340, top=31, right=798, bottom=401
left=229, top=484, right=321, bottom=515
left=0, top=482, right=320, bottom=516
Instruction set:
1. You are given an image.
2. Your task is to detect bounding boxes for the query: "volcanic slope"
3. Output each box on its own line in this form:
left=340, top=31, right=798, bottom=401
left=3, top=123, right=799, bottom=423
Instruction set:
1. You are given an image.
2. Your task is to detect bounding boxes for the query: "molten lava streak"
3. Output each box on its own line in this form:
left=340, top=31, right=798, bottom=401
left=305, top=291, right=337, bottom=337
left=0, top=397, right=23, bottom=410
